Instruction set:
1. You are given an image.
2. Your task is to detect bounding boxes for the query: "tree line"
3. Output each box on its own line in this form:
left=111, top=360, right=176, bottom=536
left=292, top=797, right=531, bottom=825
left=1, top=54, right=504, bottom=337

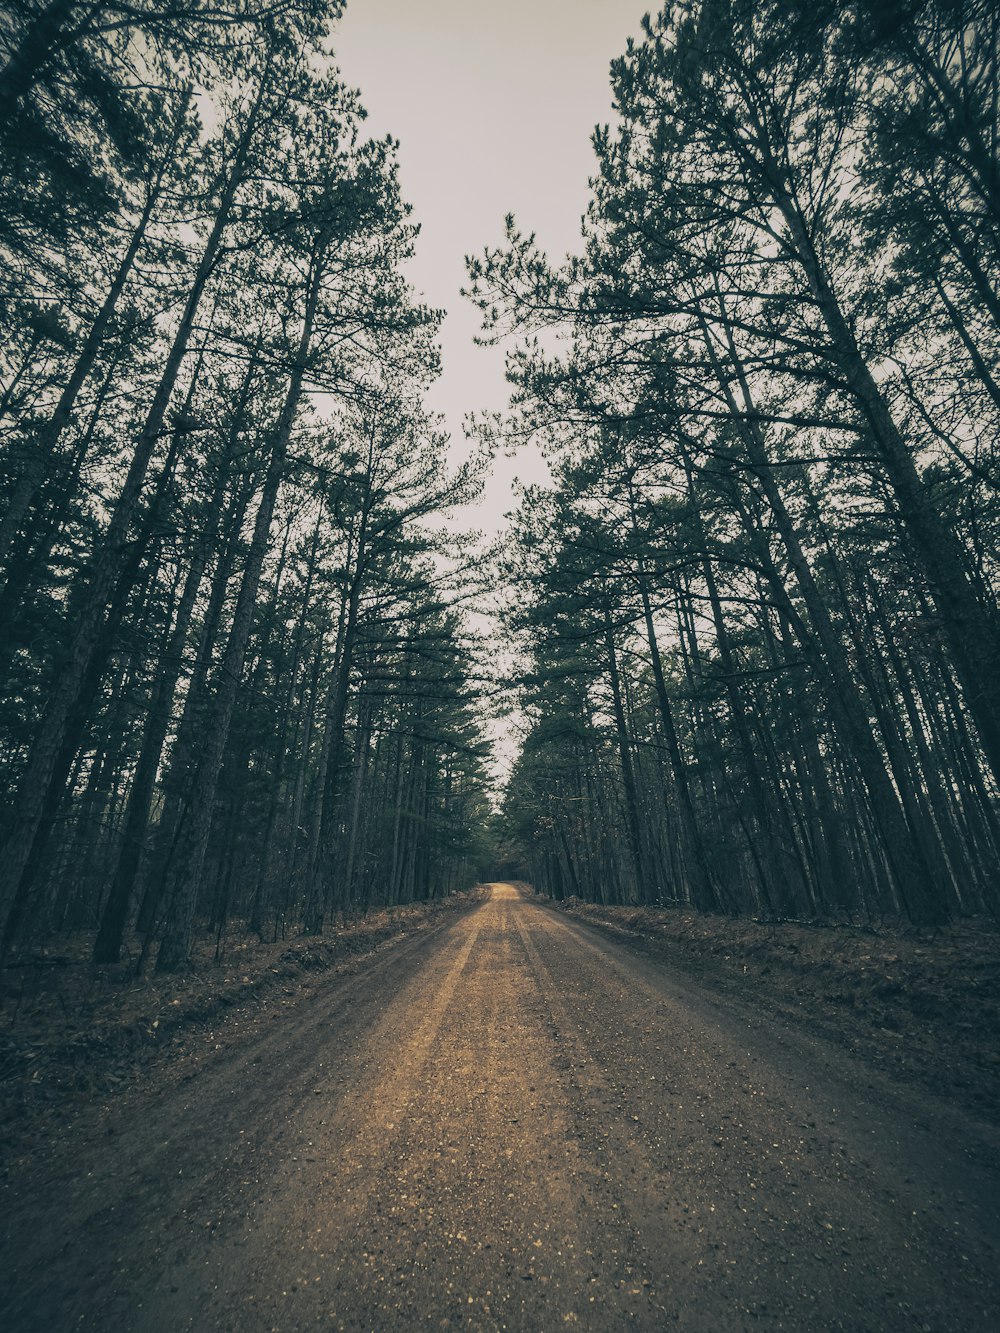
left=0, top=0, right=493, bottom=969
left=473, top=0, right=1000, bottom=925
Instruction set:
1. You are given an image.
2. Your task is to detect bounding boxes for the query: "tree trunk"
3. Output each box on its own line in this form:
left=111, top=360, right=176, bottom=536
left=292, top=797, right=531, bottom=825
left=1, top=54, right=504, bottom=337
left=156, top=251, right=320, bottom=971
left=0, top=71, right=268, bottom=950
left=776, top=192, right=1000, bottom=786
left=0, top=89, right=190, bottom=570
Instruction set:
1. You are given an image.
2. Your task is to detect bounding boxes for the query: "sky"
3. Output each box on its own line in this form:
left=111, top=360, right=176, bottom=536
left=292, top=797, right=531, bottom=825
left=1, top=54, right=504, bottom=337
left=332, top=0, right=642, bottom=534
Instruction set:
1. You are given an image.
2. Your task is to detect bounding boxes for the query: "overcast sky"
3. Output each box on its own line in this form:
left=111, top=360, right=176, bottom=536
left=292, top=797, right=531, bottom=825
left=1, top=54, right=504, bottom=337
left=333, top=0, right=641, bottom=532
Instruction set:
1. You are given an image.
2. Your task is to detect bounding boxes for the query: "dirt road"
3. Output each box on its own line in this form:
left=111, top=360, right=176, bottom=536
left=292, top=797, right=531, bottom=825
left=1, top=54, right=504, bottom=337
left=2, top=884, right=998, bottom=1331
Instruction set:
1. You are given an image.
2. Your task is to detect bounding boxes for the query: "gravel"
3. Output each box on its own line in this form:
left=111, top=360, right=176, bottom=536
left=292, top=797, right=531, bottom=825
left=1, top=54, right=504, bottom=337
left=1, top=884, right=997, bottom=1331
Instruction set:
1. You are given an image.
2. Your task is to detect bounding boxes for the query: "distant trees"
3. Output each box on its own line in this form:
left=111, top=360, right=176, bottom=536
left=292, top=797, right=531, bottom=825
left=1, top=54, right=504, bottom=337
left=0, top=2, right=492, bottom=967
left=471, top=0, right=999, bottom=924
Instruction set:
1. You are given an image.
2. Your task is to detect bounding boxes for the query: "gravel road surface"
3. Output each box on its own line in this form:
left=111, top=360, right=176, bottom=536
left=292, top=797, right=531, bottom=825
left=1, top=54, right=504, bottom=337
left=2, top=883, right=998, bottom=1331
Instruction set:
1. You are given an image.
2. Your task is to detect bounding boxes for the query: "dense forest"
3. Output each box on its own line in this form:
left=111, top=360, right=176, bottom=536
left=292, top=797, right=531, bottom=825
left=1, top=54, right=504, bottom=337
left=0, top=0, right=493, bottom=971
left=1, top=0, right=998, bottom=978
left=3, top=7, right=1000, bottom=1330
left=474, top=0, right=1000, bottom=926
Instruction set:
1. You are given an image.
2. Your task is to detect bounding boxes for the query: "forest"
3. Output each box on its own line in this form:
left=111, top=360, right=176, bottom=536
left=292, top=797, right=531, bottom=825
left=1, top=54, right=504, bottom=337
left=477, top=0, right=1000, bottom=929
left=0, top=0, right=495, bottom=973
left=0, top=2, right=998, bottom=955
left=2, top=3, right=1000, bottom=1331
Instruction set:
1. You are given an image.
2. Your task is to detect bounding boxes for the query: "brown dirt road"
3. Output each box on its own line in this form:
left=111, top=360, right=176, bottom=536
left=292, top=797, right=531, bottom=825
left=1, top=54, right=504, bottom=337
left=1, top=883, right=998, bottom=1331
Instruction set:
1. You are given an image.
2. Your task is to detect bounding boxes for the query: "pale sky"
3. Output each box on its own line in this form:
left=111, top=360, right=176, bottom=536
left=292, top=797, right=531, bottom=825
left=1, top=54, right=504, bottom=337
left=333, top=0, right=641, bottom=533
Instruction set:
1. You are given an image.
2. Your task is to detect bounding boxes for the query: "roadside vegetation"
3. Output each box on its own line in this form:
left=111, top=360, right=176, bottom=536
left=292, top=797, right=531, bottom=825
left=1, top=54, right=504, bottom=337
left=475, top=0, right=1000, bottom=930
left=0, top=2, right=494, bottom=981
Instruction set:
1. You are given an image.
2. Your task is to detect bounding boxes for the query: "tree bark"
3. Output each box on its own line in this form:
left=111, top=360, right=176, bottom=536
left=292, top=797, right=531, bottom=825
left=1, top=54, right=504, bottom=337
left=156, top=250, right=320, bottom=971
left=0, top=69, right=268, bottom=951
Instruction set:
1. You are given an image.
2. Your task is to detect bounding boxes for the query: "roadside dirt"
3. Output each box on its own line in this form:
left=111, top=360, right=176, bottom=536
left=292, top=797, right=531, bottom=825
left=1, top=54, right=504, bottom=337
left=541, top=894, right=1000, bottom=1125
left=1, top=884, right=998, bottom=1331
left=0, top=892, right=485, bottom=1172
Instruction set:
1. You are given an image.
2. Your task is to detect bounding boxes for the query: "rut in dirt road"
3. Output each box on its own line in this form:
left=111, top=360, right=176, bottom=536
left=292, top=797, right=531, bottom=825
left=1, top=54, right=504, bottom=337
left=2, top=883, right=999, bottom=1332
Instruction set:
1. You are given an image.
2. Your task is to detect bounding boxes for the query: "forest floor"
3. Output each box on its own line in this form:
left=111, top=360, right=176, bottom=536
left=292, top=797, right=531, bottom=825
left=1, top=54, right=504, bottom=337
left=1, top=883, right=998, bottom=1331
left=0, top=890, right=486, bottom=1171
left=541, top=894, right=1000, bottom=1127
